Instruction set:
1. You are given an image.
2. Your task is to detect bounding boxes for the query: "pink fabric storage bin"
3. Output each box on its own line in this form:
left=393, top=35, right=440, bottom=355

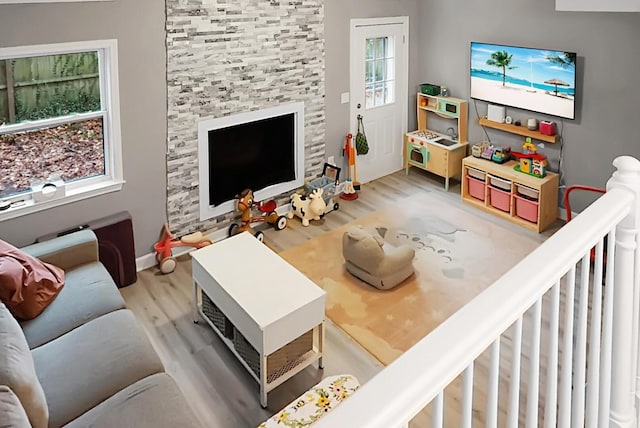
left=466, top=175, right=485, bottom=201
left=489, top=186, right=510, bottom=212
left=514, top=194, right=539, bottom=223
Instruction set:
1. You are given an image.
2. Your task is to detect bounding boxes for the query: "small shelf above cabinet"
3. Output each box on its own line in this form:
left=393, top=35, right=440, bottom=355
left=479, top=118, right=559, bottom=144
left=418, top=93, right=468, bottom=143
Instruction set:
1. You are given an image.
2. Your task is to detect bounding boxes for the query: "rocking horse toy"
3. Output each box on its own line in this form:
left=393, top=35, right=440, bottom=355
left=228, top=189, right=288, bottom=242
left=154, top=224, right=213, bottom=274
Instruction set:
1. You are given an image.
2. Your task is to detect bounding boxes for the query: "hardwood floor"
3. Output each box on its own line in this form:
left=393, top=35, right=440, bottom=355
left=120, top=168, right=562, bottom=427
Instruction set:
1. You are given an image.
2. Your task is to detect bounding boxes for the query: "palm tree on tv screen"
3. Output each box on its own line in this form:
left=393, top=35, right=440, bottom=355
left=546, top=52, right=576, bottom=69
left=486, top=50, right=517, bottom=86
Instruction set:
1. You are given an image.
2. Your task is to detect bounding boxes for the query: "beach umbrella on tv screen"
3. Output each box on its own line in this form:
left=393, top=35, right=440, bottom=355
left=544, top=78, right=570, bottom=96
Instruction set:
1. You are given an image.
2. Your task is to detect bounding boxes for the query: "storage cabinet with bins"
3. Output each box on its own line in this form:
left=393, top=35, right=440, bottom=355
left=404, top=93, right=469, bottom=191
left=461, top=156, right=559, bottom=233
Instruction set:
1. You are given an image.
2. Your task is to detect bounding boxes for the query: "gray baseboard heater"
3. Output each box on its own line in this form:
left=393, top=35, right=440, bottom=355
left=36, top=211, right=137, bottom=288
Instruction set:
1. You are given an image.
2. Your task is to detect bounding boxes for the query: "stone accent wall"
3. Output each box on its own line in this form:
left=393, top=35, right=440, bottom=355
left=166, top=0, right=325, bottom=236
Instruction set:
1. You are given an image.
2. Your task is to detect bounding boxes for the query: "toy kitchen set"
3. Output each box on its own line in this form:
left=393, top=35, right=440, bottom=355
left=404, top=86, right=469, bottom=191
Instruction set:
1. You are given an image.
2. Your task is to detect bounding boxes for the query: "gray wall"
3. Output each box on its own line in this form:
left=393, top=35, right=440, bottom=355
left=1, top=0, right=639, bottom=256
left=0, top=1, right=167, bottom=254
left=419, top=0, right=640, bottom=211
left=324, top=0, right=422, bottom=167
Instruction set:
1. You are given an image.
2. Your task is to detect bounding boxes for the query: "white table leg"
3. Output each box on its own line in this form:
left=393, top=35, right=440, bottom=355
left=318, top=321, right=325, bottom=369
left=193, top=282, right=199, bottom=323
left=260, top=354, right=268, bottom=408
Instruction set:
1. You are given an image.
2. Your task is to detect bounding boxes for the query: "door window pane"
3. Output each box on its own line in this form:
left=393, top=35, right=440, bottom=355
left=364, top=36, right=395, bottom=109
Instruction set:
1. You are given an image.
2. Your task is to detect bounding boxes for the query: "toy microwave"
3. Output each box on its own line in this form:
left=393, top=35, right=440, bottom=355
left=436, top=99, right=460, bottom=115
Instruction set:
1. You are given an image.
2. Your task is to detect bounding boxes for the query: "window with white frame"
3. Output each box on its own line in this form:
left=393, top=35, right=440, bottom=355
left=0, top=39, right=123, bottom=220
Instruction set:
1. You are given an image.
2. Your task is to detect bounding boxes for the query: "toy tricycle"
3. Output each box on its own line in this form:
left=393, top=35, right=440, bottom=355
left=228, top=189, right=288, bottom=242
left=154, top=224, right=213, bottom=274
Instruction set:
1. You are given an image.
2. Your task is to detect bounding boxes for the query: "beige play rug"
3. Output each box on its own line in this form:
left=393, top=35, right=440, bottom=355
left=279, top=192, right=541, bottom=366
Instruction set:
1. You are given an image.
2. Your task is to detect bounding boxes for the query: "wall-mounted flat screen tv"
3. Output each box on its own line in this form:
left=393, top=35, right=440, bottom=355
left=470, top=42, right=576, bottom=120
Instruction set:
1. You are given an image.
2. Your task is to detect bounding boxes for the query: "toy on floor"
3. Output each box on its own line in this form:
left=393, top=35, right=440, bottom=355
left=341, top=178, right=358, bottom=200
left=287, top=188, right=326, bottom=226
left=342, top=225, right=415, bottom=290
left=154, top=224, right=213, bottom=274
left=305, top=162, right=341, bottom=214
left=228, top=189, right=288, bottom=242
left=341, top=133, right=359, bottom=200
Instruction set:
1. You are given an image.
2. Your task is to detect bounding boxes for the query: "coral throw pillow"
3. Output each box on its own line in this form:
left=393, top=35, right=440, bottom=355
left=0, top=240, right=65, bottom=320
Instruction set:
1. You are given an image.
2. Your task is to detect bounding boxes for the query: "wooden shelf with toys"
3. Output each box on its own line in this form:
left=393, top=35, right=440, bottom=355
left=461, top=144, right=559, bottom=233
left=479, top=118, right=559, bottom=144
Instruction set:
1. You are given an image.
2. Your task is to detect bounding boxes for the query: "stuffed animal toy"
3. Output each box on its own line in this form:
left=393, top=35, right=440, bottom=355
left=287, top=188, right=326, bottom=226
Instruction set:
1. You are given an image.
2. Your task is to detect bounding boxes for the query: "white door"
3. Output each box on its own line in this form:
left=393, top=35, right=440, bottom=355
left=350, top=17, right=408, bottom=184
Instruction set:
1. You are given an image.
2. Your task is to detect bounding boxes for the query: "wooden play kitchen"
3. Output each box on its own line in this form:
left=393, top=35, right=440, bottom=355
left=461, top=156, right=559, bottom=233
left=191, top=232, right=326, bottom=407
left=404, top=92, right=469, bottom=191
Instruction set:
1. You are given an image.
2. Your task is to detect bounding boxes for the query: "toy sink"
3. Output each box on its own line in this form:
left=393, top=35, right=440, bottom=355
left=431, top=138, right=458, bottom=147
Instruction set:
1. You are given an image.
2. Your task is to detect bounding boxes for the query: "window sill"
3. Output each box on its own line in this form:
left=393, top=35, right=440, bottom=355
left=0, top=179, right=125, bottom=222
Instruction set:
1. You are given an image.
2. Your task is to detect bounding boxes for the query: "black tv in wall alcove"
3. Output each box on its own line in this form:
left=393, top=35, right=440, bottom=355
left=197, top=102, right=305, bottom=221
left=208, top=114, right=295, bottom=207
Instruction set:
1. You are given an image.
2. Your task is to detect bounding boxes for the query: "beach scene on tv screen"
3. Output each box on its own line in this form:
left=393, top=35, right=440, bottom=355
left=471, top=43, right=576, bottom=119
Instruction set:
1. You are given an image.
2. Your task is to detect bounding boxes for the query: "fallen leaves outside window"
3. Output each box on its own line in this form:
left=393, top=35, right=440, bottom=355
left=0, top=118, right=104, bottom=198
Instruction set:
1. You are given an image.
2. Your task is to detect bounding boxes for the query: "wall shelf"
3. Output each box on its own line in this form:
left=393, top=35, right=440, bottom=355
left=479, top=118, right=559, bottom=144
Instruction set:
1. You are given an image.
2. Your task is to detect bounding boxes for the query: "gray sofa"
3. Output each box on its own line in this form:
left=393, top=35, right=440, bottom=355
left=0, top=230, right=201, bottom=428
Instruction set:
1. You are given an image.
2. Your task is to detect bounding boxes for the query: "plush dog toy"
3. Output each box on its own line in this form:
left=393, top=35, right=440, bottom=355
left=287, top=188, right=326, bottom=226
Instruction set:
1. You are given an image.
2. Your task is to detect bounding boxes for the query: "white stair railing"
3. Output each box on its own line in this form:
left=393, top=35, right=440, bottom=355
left=315, top=156, right=640, bottom=428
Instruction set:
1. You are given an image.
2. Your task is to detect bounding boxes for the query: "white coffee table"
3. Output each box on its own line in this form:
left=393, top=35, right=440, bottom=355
left=191, top=232, right=326, bottom=407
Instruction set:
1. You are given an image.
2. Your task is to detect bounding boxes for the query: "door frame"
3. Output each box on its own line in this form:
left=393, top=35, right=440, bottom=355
left=349, top=16, right=409, bottom=182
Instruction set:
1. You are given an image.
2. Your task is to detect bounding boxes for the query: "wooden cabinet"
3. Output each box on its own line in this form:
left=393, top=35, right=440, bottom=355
left=461, top=156, right=559, bottom=233
left=404, top=93, right=469, bottom=190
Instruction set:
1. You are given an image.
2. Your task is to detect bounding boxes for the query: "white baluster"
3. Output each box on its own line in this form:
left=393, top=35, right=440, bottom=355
left=526, top=299, right=542, bottom=428
left=586, top=240, right=605, bottom=428
left=559, top=266, right=576, bottom=428
left=572, top=254, right=591, bottom=426
left=486, top=339, right=500, bottom=428
left=544, top=282, right=561, bottom=428
left=432, top=391, right=443, bottom=428
left=462, top=363, right=474, bottom=428
left=607, top=156, right=640, bottom=428
left=599, top=228, right=616, bottom=428
left=633, top=230, right=640, bottom=425
left=507, top=317, right=522, bottom=428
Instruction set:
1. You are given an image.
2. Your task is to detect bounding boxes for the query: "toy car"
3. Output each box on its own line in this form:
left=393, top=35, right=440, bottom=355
left=492, top=146, right=512, bottom=164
